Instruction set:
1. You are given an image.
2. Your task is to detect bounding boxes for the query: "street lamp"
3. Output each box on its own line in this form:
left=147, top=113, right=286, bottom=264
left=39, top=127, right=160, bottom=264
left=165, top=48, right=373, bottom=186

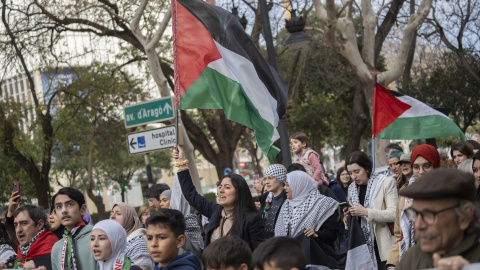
left=284, top=10, right=312, bottom=49
left=232, top=5, right=248, bottom=30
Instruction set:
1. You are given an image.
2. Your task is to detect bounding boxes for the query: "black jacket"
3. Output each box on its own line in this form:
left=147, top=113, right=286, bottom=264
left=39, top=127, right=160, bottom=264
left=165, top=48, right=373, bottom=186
left=258, top=191, right=287, bottom=238
left=178, top=170, right=266, bottom=250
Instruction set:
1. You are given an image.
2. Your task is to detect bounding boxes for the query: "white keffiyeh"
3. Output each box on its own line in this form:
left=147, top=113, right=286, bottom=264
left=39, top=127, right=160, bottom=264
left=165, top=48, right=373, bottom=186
left=347, top=171, right=386, bottom=269
left=275, top=171, right=338, bottom=237
left=400, top=175, right=416, bottom=258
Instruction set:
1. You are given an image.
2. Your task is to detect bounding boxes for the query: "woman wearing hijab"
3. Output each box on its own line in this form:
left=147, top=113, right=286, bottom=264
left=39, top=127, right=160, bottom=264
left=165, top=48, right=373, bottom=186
left=345, top=151, right=398, bottom=270
left=173, top=146, right=266, bottom=250
left=274, top=171, right=340, bottom=267
left=110, top=203, right=154, bottom=270
left=160, top=190, right=172, bottom=209
left=90, top=220, right=142, bottom=270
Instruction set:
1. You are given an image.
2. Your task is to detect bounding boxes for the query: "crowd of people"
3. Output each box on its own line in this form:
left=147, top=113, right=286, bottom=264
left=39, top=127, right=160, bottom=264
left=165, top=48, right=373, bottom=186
left=0, top=132, right=479, bottom=270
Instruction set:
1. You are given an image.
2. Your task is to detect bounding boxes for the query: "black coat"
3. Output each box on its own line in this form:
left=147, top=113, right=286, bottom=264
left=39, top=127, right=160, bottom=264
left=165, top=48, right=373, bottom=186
left=178, top=170, right=266, bottom=250
left=258, top=191, right=287, bottom=238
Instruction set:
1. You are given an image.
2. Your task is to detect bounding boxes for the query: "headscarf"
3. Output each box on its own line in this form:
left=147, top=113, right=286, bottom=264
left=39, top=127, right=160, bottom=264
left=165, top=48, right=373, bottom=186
left=275, top=171, right=338, bottom=237
left=264, top=164, right=287, bottom=185
left=92, top=220, right=127, bottom=270
left=161, top=190, right=172, bottom=200
left=113, top=203, right=141, bottom=236
left=411, top=144, right=440, bottom=168
left=287, top=171, right=317, bottom=208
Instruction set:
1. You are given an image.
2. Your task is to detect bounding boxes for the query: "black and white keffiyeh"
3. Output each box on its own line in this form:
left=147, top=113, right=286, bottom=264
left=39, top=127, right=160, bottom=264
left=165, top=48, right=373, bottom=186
left=275, top=171, right=338, bottom=237
left=264, top=164, right=287, bottom=185
left=125, top=234, right=150, bottom=263
left=19, top=229, right=44, bottom=256
left=400, top=175, right=416, bottom=258
left=347, top=171, right=386, bottom=269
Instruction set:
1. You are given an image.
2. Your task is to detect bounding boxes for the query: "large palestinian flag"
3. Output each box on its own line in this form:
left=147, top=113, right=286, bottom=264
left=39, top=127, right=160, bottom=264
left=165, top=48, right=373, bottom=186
left=172, top=0, right=288, bottom=162
left=373, top=83, right=466, bottom=140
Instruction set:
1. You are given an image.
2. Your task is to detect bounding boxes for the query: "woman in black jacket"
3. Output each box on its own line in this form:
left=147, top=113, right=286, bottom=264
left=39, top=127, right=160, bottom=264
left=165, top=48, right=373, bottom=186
left=173, top=146, right=266, bottom=250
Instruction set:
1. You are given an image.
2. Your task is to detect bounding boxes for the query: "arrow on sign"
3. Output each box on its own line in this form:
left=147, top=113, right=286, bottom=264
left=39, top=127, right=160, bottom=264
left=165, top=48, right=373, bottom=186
left=164, top=102, right=172, bottom=115
left=130, top=138, right=137, bottom=149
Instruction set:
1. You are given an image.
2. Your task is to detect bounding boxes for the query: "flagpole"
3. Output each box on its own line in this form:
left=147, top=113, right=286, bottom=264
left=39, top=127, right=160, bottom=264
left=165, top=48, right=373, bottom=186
left=372, top=73, right=377, bottom=171
left=175, top=108, right=179, bottom=151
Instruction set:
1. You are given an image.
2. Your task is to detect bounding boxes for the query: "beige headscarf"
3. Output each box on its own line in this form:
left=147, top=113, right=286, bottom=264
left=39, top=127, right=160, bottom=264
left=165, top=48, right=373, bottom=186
left=113, top=203, right=141, bottom=236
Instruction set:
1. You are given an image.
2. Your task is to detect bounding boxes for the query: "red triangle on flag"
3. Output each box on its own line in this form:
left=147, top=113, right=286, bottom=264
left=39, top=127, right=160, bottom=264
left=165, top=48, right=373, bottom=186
left=174, top=2, right=222, bottom=97
left=372, top=83, right=412, bottom=137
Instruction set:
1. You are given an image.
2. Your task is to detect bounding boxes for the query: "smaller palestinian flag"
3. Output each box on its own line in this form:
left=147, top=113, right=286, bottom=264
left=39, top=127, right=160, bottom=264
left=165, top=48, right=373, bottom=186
left=172, top=0, right=288, bottom=162
left=372, top=83, right=466, bottom=140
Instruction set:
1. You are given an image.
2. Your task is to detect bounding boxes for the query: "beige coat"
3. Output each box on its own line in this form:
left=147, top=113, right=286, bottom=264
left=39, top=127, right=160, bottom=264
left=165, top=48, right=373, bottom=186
left=386, top=192, right=407, bottom=266
left=366, top=176, right=398, bottom=261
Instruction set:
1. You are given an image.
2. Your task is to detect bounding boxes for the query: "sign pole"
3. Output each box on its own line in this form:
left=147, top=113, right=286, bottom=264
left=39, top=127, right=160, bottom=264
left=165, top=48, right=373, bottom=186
left=139, top=126, right=154, bottom=185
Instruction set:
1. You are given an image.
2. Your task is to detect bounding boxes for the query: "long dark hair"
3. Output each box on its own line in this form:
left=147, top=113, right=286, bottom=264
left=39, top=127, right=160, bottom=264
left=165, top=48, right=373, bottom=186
left=345, top=151, right=372, bottom=178
left=336, top=167, right=352, bottom=189
left=216, top=174, right=257, bottom=236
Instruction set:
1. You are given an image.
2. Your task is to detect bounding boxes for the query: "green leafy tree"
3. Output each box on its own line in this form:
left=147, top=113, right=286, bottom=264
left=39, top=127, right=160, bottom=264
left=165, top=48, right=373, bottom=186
left=412, top=52, right=480, bottom=133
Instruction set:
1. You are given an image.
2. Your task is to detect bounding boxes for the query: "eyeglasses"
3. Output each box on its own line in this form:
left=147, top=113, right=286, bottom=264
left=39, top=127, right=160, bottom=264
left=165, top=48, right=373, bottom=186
left=405, top=204, right=459, bottom=225
left=412, top=163, right=432, bottom=172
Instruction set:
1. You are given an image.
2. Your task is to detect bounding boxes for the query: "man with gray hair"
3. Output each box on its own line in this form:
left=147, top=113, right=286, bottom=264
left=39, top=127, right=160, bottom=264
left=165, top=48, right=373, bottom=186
left=397, top=169, right=480, bottom=269
left=258, top=164, right=287, bottom=238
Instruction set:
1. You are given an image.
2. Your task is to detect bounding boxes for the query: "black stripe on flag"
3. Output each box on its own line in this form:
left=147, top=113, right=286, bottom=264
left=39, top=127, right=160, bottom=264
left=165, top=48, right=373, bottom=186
left=177, top=0, right=287, bottom=118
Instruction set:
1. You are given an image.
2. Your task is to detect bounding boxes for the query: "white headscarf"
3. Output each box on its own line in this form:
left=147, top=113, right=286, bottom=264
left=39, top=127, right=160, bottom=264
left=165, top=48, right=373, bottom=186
left=287, top=171, right=318, bottom=208
left=275, top=171, right=338, bottom=237
left=92, top=219, right=128, bottom=270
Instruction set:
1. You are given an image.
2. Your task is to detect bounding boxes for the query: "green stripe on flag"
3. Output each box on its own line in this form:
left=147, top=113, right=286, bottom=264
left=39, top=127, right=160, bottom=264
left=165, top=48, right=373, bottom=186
left=376, top=115, right=466, bottom=140
left=180, top=67, right=278, bottom=162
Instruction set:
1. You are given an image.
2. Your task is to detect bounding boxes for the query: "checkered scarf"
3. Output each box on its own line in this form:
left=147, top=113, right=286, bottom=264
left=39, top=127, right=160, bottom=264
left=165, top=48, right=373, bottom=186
left=400, top=175, right=416, bottom=258
left=264, top=164, right=287, bottom=185
left=19, top=229, right=44, bottom=256
left=347, top=171, right=386, bottom=269
left=275, top=171, right=338, bottom=237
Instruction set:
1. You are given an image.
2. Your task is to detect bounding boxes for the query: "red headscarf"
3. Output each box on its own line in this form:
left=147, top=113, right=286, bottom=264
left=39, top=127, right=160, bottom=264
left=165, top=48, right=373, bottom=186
left=411, top=144, right=441, bottom=168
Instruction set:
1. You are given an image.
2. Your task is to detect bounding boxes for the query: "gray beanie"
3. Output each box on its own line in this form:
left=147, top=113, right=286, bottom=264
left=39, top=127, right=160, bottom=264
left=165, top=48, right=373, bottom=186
left=264, top=164, right=287, bottom=185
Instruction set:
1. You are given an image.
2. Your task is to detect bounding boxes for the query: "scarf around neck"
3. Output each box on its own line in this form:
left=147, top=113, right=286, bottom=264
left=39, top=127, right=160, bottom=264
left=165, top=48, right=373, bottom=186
left=347, top=171, right=386, bottom=268
left=400, top=174, right=417, bottom=258
left=61, top=220, right=86, bottom=270
left=19, top=228, right=44, bottom=256
left=93, top=220, right=131, bottom=270
left=275, top=171, right=338, bottom=237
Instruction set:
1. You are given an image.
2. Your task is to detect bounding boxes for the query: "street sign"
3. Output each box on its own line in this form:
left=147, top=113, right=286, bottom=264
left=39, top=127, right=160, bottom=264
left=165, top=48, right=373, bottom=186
left=124, top=97, right=174, bottom=128
left=127, top=125, right=179, bottom=155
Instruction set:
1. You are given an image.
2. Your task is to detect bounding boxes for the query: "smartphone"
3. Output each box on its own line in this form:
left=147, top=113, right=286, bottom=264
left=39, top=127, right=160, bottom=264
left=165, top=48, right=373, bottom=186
left=253, top=174, right=260, bottom=184
left=12, top=182, right=21, bottom=203
left=339, top=202, right=351, bottom=208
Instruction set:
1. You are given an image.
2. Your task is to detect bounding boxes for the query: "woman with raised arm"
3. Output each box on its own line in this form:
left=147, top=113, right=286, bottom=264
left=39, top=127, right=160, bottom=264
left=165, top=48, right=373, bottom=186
left=173, top=146, right=266, bottom=250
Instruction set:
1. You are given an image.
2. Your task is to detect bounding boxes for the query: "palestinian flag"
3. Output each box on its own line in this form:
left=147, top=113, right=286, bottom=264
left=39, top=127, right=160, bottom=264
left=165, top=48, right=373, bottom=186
left=373, top=83, right=466, bottom=140
left=172, top=0, right=288, bottom=162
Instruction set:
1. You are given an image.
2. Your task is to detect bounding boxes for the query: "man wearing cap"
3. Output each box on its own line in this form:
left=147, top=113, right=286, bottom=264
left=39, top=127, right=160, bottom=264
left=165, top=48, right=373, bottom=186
left=396, top=169, right=480, bottom=270
left=386, top=144, right=441, bottom=269
left=258, top=164, right=287, bottom=238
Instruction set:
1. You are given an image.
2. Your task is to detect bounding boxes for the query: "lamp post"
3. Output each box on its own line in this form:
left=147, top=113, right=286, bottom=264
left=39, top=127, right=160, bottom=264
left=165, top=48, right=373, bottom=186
left=258, top=0, right=292, bottom=168
left=284, top=10, right=312, bottom=49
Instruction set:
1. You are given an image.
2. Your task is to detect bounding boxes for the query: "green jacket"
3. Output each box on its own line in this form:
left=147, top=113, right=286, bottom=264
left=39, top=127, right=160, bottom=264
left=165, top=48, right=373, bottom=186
left=397, top=228, right=480, bottom=270
left=51, top=224, right=99, bottom=270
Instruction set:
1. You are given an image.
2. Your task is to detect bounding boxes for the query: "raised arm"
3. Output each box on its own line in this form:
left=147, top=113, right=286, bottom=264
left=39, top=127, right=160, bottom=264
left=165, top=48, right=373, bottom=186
left=173, top=146, right=219, bottom=218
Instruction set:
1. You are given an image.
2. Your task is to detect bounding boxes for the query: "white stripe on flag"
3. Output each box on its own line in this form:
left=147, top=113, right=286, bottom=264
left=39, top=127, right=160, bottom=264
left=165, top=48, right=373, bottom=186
left=397, top=96, right=449, bottom=118
left=208, top=40, right=280, bottom=143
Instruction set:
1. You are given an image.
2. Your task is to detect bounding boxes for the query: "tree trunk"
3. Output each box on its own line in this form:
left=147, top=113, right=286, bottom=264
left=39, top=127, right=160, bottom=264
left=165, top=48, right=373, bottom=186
left=121, top=189, right=126, bottom=203
left=86, top=126, right=106, bottom=220
left=344, top=84, right=370, bottom=157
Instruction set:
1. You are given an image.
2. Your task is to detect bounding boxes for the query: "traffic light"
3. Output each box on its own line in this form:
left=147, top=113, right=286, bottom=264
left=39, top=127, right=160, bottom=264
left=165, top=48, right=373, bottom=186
left=124, top=185, right=128, bottom=190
